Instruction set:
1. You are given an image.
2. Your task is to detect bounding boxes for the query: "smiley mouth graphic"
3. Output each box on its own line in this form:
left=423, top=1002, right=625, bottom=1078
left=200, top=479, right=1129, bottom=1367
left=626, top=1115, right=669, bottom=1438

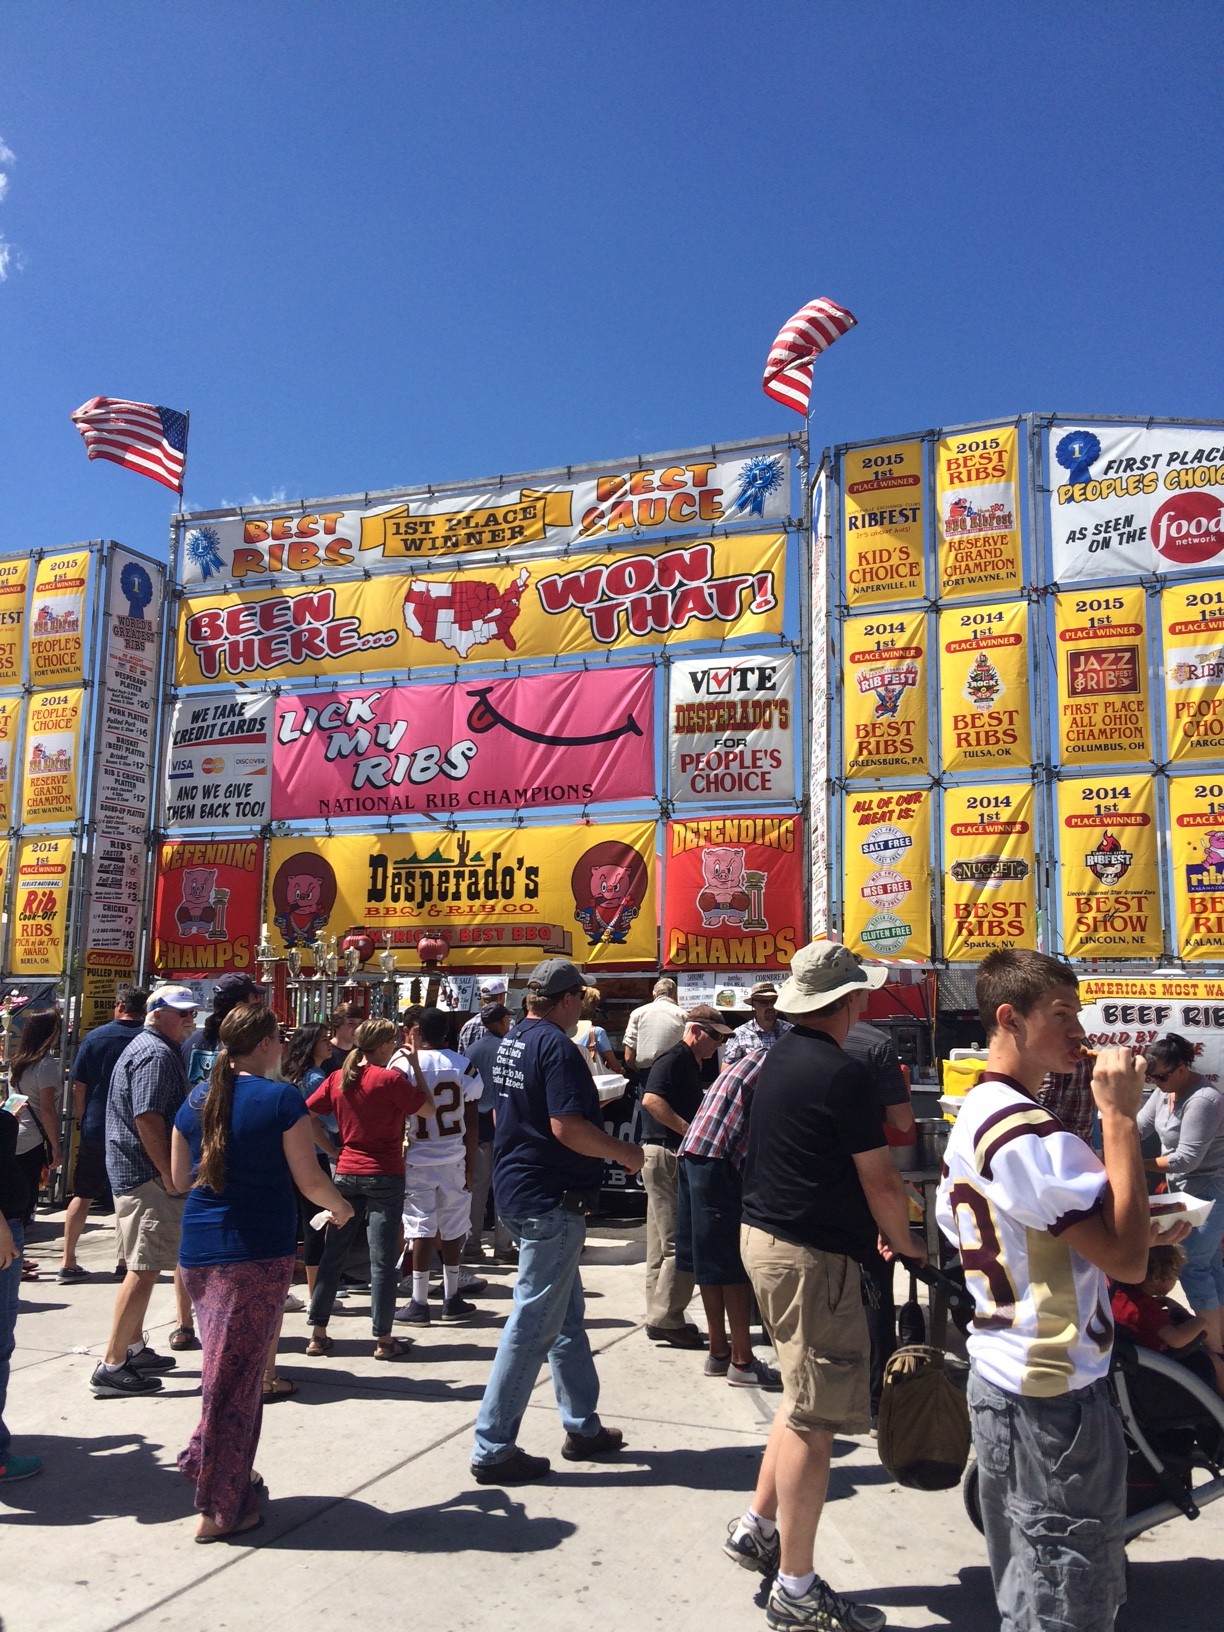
left=465, top=685, right=644, bottom=747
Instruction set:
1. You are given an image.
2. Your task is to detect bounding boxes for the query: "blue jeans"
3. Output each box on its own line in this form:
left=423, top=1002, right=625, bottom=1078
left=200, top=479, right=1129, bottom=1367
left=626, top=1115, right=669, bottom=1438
left=306, top=1174, right=405, bottom=1339
left=0, top=1218, right=24, bottom=1461
left=1177, top=1175, right=1224, bottom=1312
left=472, top=1206, right=601, bottom=1465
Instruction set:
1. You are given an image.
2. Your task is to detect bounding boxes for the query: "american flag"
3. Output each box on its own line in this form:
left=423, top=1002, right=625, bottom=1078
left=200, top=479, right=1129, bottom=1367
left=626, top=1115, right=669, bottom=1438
left=70, top=396, right=189, bottom=493
left=762, top=298, right=857, bottom=415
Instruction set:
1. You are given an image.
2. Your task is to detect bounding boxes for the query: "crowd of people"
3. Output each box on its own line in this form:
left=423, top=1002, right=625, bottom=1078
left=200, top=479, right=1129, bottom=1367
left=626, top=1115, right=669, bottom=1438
left=1, top=946, right=1223, bottom=1630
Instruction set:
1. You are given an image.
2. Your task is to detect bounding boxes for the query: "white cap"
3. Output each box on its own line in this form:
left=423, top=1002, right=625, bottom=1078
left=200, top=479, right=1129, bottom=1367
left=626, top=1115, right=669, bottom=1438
left=146, top=984, right=198, bottom=1014
left=479, top=976, right=508, bottom=998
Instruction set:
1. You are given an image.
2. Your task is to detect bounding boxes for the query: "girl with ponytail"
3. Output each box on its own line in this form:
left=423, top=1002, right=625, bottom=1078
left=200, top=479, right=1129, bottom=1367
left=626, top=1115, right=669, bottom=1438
left=170, top=1003, right=352, bottom=1543
left=304, top=1013, right=433, bottom=1361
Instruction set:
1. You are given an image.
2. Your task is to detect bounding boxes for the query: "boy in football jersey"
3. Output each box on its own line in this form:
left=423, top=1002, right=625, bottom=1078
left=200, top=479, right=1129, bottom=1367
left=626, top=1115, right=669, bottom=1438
left=937, top=950, right=1190, bottom=1632
left=394, top=1009, right=483, bottom=1324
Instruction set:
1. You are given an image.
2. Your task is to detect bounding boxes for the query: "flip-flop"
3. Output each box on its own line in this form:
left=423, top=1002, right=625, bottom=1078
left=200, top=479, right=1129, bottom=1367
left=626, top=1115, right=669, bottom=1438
left=262, top=1376, right=299, bottom=1401
left=194, top=1512, right=265, bottom=1545
left=373, top=1337, right=412, bottom=1361
left=305, top=1334, right=333, bottom=1357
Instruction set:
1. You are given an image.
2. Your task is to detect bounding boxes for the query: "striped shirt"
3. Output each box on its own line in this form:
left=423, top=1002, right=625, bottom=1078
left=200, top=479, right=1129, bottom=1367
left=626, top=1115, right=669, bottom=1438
left=679, top=1053, right=764, bottom=1170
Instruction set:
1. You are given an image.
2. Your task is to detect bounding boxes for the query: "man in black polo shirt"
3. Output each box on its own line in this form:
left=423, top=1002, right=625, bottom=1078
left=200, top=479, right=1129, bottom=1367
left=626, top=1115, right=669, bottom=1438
left=641, top=1003, right=731, bottom=1347
left=470, top=959, right=644, bottom=1485
left=725, top=941, right=924, bottom=1632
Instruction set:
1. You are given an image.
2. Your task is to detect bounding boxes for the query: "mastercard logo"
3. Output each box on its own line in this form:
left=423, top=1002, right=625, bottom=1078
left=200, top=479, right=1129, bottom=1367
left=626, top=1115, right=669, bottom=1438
left=201, top=757, right=224, bottom=774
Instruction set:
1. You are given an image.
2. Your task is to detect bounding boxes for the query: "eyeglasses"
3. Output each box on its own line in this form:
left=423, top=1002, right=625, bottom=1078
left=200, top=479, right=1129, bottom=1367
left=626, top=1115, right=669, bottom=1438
left=1146, top=1068, right=1175, bottom=1084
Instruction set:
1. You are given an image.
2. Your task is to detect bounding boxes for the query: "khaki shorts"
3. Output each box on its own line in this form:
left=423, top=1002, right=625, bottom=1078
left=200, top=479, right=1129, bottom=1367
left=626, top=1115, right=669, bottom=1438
left=741, top=1223, right=871, bottom=1435
left=114, top=1179, right=185, bottom=1274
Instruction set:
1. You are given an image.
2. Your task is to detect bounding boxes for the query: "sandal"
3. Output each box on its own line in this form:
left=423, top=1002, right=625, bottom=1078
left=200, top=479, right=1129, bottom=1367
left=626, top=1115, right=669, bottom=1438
left=305, top=1333, right=333, bottom=1357
left=169, top=1326, right=199, bottom=1351
left=373, top=1336, right=412, bottom=1361
left=21, top=1260, right=39, bottom=1281
left=262, top=1376, right=299, bottom=1401
left=195, top=1511, right=265, bottom=1545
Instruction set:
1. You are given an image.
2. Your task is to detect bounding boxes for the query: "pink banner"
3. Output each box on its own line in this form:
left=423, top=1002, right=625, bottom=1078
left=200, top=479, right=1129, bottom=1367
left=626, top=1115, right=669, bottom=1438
left=271, top=666, right=654, bottom=819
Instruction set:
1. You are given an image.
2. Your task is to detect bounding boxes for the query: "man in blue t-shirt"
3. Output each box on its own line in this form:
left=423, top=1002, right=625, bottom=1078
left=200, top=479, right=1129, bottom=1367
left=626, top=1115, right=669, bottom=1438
left=470, top=959, right=644, bottom=1485
left=57, top=989, right=148, bottom=1284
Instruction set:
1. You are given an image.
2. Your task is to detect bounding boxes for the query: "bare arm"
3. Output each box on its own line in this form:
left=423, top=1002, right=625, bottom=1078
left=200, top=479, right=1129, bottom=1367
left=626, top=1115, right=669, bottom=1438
left=135, top=1109, right=178, bottom=1192
left=463, top=1101, right=479, bottom=1189
left=853, top=1145, right=926, bottom=1261
left=1060, top=1048, right=1153, bottom=1284
left=170, top=1126, right=193, bottom=1192
left=309, top=1113, right=339, bottom=1160
left=550, top=1113, right=644, bottom=1174
left=71, top=1079, right=87, bottom=1122
left=39, top=1080, right=62, bottom=1164
left=1159, top=1313, right=1208, bottom=1350
left=641, top=1092, right=688, bottom=1138
left=283, top=1117, right=353, bottom=1223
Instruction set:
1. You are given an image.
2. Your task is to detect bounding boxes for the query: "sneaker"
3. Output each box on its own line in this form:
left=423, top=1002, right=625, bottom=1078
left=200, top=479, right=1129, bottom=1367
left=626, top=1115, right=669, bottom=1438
left=561, top=1425, right=623, bottom=1461
left=492, top=1246, right=518, bottom=1264
left=283, top=1292, right=305, bottom=1313
left=724, top=1517, right=780, bottom=1576
left=461, top=1243, right=490, bottom=1264
left=728, top=1356, right=783, bottom=1391
left=430, top=1270, right=488, bottom=1298
left=766, top=1576, right=886, bottom=1632
left=127, top=1341, right=176, bottom=1375
left=394, top=1299, right=430, bottom=1325
left=470, top=1447, right=551, bottom=1485
left=90, top=1362, right=164, bottom=1398
left=440, top=1295, right=477, bottom=1323
left=704, top=1352, right=732, bottom=1377
left=56, top=1264, right=90, bottom=1284
left=0, top=1453, right=43, bottom=1483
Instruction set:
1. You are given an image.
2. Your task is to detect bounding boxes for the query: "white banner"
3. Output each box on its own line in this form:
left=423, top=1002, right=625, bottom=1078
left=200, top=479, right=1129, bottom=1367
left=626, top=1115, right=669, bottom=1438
left=177, top=446, right=793, bottom=587
left=94, top=549, right=163, bottom=841
left=810, top=472, right=830, bottom=934
left=676, top=971, right=758, bottom=1010
left=163, top=693, right=273, bottom=827
left=1077, top=976, right=1224, bottom=1089
left=85, top=835, right=146, bottom=952
left=1048, top=422, right=1224, bottom=582
left=668, top=651, right=795, bottom=803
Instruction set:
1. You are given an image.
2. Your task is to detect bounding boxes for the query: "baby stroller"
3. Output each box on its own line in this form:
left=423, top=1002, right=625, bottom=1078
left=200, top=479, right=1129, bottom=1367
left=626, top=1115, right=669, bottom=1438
left=961, top=1332, right=1224, bottom=1542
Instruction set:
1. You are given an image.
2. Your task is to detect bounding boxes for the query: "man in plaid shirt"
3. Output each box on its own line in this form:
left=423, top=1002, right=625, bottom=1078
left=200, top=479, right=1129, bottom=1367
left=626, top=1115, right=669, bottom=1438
left=675, top=1053, right=780, bottom=1390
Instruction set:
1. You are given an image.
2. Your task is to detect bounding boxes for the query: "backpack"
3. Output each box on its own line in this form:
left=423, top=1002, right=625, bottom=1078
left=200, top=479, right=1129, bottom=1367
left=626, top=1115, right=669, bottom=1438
left=877, top=1344, right=970, bottom=1491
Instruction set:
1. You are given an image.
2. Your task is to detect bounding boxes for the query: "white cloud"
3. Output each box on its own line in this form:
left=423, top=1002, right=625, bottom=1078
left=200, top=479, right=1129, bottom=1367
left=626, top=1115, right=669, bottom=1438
left=0, top=137, right=15, bottom=282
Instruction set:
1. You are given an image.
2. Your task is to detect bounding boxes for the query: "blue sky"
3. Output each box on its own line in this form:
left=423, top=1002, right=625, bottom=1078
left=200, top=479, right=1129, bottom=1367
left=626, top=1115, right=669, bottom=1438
left=0, top=2, right=1220, bottom=561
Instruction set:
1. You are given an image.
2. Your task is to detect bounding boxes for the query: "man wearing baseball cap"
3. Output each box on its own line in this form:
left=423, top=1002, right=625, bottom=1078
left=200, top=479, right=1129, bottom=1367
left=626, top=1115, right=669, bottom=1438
left=471, top=959, right=644, bottom=1484
left=458, top=976, right=509, bottom=1056
left=93, top=985, right=199, bottom=1397
left=722, top=982, right=793, bottom=1067
left=640, top=1004, right=732, bottom=1347
left=725, top=942, right=925, bottom=1632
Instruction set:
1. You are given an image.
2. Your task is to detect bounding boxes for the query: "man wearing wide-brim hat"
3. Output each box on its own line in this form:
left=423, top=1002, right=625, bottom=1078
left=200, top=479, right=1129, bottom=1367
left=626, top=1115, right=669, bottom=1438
left=724, top=941, right=926, bottom=1632
left=722, top=981, right=793, bottom=1067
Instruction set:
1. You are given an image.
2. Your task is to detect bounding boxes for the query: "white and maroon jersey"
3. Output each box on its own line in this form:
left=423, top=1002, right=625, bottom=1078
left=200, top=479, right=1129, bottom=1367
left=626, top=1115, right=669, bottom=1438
left=935, top=1073, right=1113, bottom=1398
left=393, top=1047, right=481, bottom=1166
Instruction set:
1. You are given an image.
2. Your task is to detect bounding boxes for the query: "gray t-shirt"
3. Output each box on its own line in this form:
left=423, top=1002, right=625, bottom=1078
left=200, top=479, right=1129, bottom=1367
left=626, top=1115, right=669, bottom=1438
left=1137, top=1080, right=1224, bottom=1188
left=13, top=1055, right=61, bottom=1156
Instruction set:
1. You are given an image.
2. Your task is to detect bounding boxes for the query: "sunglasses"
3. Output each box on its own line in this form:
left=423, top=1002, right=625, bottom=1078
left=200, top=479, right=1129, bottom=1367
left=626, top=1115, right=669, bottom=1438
left=698, top=1024, right=727, bottom=1040
left=1146, top=1068, right=1176, bottom=1084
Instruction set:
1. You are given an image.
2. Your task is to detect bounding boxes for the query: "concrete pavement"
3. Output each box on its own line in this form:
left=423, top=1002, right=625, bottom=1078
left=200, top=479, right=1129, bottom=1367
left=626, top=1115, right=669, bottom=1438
left=2, top=1208, right=1221, bottom=1632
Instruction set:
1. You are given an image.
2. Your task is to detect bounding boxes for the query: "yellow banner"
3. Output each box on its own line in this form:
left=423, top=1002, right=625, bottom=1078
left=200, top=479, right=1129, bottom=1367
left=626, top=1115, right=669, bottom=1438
left=843, top=788, right=932, bottom=960
left=19, top=688, right=83, bottom=825
left=10, top=835, right=73, bottom=976
left=935, top=425, right=1022, bottom=599
left=0, top=556, right=29, bottom=684
left=177, top=533, right=784, bottom=686
left=938, top=601, right=1032, bottom=774
left=1161, top=583, right=1224, bottom=763
left=29, top=549, right=90, bottom=686
left=267, top=823, right=658, bottom=968
left=360, top=489, right=574, bottom=558
left=842, top=441, right=926, bottom=606
left=842, top=611, right=929, bottom=778
left=0, top=697, right=20, bottom=829
left=1055, top=775, right=1163, bottom=959
left=1169, top=776, right=1224, bottom=961
left=942, top=782, right=1037, bottom=959
left=1054, top=586, right=1151, bottom=764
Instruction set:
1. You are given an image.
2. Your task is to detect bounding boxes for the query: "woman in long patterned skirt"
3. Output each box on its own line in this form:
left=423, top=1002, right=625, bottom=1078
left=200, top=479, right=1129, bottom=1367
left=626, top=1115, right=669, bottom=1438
left=171, top=1003, right=351, bottom=1542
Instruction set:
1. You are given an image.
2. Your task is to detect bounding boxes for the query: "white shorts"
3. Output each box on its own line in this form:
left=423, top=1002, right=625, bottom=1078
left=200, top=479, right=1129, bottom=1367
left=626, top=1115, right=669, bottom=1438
left=403, top=1156, right=471, bottom=1241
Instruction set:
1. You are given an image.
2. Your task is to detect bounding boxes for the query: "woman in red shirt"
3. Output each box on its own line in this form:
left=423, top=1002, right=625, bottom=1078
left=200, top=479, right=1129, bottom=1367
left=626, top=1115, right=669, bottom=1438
left=305, top=1018, right=432, bottom=1360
